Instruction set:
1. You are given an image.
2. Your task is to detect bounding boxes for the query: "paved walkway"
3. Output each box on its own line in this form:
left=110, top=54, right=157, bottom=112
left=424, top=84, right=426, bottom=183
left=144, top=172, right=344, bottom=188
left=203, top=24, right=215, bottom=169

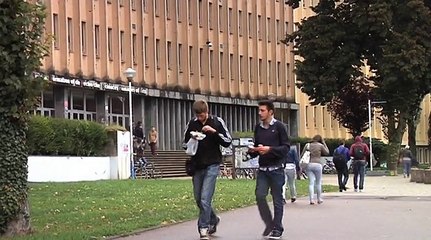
left=116, top=175, right=431, bottom=240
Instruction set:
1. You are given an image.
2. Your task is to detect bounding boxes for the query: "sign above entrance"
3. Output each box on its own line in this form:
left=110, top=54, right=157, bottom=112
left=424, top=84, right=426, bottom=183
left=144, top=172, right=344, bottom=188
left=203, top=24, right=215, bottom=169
left=48, top=74, right=148, bottom=95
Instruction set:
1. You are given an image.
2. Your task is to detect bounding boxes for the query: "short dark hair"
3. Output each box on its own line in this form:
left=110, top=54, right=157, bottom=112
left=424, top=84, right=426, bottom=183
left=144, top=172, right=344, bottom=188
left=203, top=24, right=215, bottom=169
left=258, top=100, right=275, bottom=113
left=193, top=99, right=209, bottom=114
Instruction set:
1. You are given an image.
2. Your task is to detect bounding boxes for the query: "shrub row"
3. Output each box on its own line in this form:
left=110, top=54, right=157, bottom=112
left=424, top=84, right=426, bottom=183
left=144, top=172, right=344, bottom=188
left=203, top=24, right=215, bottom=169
left=232, top=132, right=388, bottom=164
left=27, top=116, right=109, bottom=156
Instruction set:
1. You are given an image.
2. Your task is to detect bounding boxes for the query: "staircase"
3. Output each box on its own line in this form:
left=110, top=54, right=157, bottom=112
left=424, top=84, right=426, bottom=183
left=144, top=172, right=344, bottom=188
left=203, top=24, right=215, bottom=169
left=141, top=151, right=233, bottom=178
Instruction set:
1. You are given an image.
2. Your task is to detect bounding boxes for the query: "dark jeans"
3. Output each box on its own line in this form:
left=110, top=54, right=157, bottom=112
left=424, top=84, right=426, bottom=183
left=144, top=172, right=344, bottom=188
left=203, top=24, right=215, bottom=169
left=149, top=142, right=157, bottom=155
left=192, top=163, right=220, bottom=230
left=403, top=160, right=412, bottom=177
left=352, top=160, right=366, bottom=190
left=334, top=160, right=349, bottom=190
left=255, top=168, right=285, bottom=233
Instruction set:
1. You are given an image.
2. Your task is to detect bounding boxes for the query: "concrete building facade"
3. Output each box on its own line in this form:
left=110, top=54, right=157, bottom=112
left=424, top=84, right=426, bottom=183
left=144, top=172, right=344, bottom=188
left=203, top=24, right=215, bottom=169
left=35, top=0, right=299, bottom=150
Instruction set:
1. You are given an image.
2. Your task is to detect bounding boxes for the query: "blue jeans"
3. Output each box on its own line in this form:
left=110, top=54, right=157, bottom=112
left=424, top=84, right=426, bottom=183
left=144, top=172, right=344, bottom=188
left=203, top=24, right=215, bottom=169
left=403, top=160, right=412, bottom=177
left=353, top=160, right=366, bottom=190
left=306, top=163, right=323, bottom=202
left=255, top=168, right=285, bottom=233
left=283, top=167, right=297, bottom=199
left=192, top=163, right=220, bottom=230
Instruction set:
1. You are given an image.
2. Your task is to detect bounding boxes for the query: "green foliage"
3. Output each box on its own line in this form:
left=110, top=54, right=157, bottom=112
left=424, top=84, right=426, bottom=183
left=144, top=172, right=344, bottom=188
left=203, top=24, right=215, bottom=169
left=285, top=0, right=301, bottom=8
left=27, top=116, right=109, bottom=156
left=327, top=77, right=372, bottom=137
left=232, top=131, right=254, bottom=138
left=290, top=136, right=353, bottom=154
left=0, top=1, right=48, bottom=235
left=284, top=0, right=431, bottom=170
left=15, top=179, right=337, bottom=239
left=231, top=132, right=389, bottom=162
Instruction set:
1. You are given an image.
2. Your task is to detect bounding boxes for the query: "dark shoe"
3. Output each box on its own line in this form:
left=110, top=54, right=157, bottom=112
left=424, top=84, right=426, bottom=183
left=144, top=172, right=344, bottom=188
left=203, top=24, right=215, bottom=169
left=262, top=226, right=272, bottom=237
left=339, top=189, right=343, bottom=192
left=268, top=230, right=282, bottom=239
left=208, top=216, right=220, bottom=235
left=291, top=197, right=296, bottom=203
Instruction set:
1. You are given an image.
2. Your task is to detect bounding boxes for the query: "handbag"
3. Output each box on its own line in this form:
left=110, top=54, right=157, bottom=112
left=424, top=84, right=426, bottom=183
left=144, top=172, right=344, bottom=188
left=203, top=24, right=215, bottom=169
left=300, top=151, right=310, bottom=165
left=299, top=143, right=310, bottom=167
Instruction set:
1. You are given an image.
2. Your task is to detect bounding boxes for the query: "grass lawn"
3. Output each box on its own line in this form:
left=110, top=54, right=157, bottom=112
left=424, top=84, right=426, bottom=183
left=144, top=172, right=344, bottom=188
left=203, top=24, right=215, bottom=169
left=11, top=178, right=337, bottom=240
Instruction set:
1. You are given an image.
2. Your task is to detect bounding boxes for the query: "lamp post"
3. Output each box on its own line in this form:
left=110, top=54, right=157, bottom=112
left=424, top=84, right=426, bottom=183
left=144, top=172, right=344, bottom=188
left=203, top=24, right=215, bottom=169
left=123, top=67, right=136, bottom=179
left=368, top=100, right=386, bottom=171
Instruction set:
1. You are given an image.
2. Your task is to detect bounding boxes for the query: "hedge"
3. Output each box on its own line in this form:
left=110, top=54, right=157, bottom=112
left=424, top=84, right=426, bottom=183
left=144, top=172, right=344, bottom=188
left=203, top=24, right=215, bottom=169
left=27, top=116, right=109, bottom=156
left=232, top=131, right=388, bottom=164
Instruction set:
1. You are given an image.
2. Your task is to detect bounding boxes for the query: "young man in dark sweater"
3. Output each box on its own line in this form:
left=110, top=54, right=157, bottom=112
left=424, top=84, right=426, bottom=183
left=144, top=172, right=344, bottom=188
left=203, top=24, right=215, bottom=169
left=248, top=100, right=290, bottom=240
left=183, top=100, right=232, bottom=240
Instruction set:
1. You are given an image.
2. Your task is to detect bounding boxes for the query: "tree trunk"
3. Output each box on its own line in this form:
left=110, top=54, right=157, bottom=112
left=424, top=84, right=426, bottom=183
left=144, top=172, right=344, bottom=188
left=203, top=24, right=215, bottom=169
left=385, top=113, right=407, bottom=175
left=3, top=200, right=31, bottom=237
left=407, top=117, right=418, bottom=158
left=0, top=117, right=31, bottom=236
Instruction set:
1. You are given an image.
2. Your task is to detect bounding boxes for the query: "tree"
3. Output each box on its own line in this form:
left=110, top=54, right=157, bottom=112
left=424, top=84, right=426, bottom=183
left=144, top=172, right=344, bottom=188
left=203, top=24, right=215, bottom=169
left=0, top=1, right=47, bottom=236
left=326, top=77, right=372, bottom=137
left=284, top=0, right=431, bottom=172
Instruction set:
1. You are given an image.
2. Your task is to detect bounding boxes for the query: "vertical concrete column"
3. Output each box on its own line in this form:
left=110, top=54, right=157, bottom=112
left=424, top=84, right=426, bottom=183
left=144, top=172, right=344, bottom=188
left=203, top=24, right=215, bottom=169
left=289, top=109, right=299, bottom=137
left=133, top=95, right=144, bottom=127
left=95, top=91, right=107, bottom=124
left=53, top=85, right=66, bottom=118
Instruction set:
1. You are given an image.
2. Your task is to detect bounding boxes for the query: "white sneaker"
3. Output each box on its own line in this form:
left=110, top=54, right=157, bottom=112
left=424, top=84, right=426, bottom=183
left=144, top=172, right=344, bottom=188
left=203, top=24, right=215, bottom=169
left=354, top=189, right=359, bottom=192
left=199, top=228, right=209, bottom=240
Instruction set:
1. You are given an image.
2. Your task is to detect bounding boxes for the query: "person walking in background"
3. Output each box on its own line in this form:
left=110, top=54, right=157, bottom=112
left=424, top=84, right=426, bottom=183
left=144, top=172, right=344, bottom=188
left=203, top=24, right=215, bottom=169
left=349, top=136, right=370, bottom=192
left=183, top=100, right=232, bottom=240
left=282, top=146, right=300, bottom=204
left=333, top=141, right=350, bottom=192
left=399, top=145, right=414, bottom=178
left=134, top=121, right=145, bottom=141
left=306, top=135, right=329, bottom=205
left=148, top=126, right=158, bottom=156
left=248, top=100, right=289, bottom=240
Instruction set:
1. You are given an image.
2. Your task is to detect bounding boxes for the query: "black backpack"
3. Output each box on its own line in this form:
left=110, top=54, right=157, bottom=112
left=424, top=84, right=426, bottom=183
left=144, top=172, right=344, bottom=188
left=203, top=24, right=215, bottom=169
left=353, top=145, right=365, bottom=160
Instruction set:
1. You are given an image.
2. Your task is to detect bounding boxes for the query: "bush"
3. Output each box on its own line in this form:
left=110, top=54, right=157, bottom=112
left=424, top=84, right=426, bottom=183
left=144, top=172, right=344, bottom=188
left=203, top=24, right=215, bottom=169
left=232, top=132, right=389, bottom=164
left=27, top=116, right=109, bottom=156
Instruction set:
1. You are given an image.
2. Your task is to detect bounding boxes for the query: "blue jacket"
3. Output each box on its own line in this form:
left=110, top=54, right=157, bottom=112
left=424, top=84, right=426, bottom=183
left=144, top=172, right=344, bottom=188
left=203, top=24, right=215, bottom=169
left=334, top=145, right=350, bottom=162
left=285, top=147, right=300, bottom=171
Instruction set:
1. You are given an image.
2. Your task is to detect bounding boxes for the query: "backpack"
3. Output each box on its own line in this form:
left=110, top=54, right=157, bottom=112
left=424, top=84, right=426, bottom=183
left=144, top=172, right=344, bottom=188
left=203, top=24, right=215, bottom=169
left=333, top=148, right=345, bottom=163
left=353, top=145, right=365, bottom=160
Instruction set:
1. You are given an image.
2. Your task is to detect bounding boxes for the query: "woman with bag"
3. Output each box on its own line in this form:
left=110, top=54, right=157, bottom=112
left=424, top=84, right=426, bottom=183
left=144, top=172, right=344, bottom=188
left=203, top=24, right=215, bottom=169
left=305, top=135, right=329, bottom=205
left=298, top=143, right=311, bottom=180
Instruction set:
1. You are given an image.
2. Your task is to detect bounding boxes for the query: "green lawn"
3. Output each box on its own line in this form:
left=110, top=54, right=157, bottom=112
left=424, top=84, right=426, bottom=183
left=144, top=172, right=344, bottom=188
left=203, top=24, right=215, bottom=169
left=10, top=179, right=337, bottom=240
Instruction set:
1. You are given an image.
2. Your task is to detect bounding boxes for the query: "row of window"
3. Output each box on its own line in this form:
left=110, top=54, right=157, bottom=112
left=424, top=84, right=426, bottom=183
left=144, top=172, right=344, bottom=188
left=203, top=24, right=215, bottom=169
left=54, top=14, right=290, bottom=84
left=34, top=87, right=133, bottom=128
left=115, top=0, right=288, bottom=35
left=53, top=1, right=290, bottom=54
left=304, top=106, right=341, bottom=129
